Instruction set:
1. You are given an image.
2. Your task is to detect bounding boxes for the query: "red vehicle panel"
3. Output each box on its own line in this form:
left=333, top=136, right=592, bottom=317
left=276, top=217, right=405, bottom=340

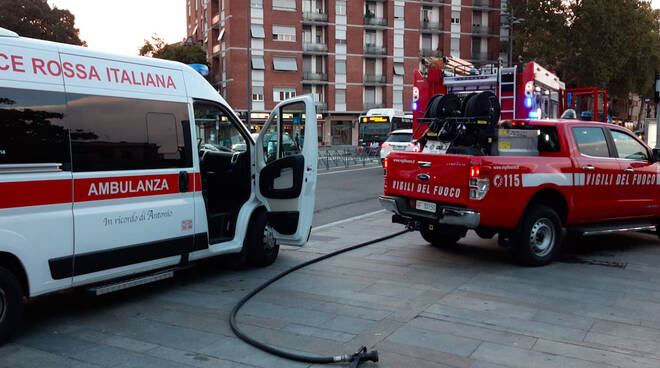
left=380, top=119, right=660, bottom=265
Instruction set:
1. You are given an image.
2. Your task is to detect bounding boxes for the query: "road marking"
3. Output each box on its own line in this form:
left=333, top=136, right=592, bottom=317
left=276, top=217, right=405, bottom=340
left=318, top=166, right=382, bottom=176
left=312, top=209, right=386, bottom=231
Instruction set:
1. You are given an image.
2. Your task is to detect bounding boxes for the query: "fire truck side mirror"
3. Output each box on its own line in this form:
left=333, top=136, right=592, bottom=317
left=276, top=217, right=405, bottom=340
left=652, top=148, right=660, bottom=163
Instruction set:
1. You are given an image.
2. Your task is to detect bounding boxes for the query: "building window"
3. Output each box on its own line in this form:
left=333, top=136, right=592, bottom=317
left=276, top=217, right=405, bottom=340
left=395, top=5, right=404, bottom=19
left=451, top=11, right=460, bottom=24
left=336, top=26, right=346, bottom=40
left=336, top=0, right=346, bottom=16
left=364, top=87, right=376, bottom=104
left=252, top=86, right=264, bottom=101
left=273, top=57, right=298, bottom=71
left=394, top=63, right=404, bottom=75
left=422, top=6, right=431, bottom=23
left=273, top=87, right=297, bottom=102
left=251, top=0, right=263, bottom=8
left=451, top=37, right=460, bottom=56
left=251, top=24, right=265, bottom=39
left=336, top=89, right=346, bottom=105
left=251, top=56, right=265, bottom=70
left=273, top=25, right=296, bottom=42
left=273, top=0, right=296, bottom=11
left=336, top=60, right=346, bottom=74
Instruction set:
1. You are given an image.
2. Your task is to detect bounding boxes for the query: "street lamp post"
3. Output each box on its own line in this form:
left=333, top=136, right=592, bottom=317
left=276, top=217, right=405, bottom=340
left=508, top=14, right=524, bottom=67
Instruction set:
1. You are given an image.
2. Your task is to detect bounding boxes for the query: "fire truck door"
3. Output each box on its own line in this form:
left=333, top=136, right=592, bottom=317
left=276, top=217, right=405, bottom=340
left=571, top=126, right=624, bottom=222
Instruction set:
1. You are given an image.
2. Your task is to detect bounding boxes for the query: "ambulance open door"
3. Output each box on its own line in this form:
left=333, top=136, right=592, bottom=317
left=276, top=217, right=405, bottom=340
left=255, top=95, right=318, bottom=246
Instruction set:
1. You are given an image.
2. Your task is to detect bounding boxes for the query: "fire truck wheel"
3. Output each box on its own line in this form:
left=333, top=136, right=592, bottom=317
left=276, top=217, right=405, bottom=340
left=0, top=267, right=23, bottom=345
left=245, top=210, right=280, bottom=267
left=515, top=205, right=562, bottom=266
left=420, top=223, right=461, bottom=248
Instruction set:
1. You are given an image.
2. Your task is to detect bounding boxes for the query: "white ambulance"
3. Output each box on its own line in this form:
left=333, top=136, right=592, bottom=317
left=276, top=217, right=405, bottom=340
left=0, top=27, right=318, bottom=342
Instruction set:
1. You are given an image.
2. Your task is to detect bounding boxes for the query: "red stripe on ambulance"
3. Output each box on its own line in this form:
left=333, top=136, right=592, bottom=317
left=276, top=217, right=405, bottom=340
left=0, top=173, right=202, bottom=209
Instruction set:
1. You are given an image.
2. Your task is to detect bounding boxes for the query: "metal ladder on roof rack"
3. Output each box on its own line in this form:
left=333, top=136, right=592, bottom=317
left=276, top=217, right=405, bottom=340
left=498, top=66, right=517, bottom=120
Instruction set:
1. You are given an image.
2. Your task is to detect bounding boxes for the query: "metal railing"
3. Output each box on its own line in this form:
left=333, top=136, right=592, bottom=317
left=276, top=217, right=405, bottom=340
left=303, top=42, right=328, bottom=52
left=302, top=11, right=328, bottom=22
left=363, top=74, right=386, bottom=84
left=421, top=21, right=443, bottom=31
left=303, top=72, right=328, bottom=81
left=420, top=48, right=442, bottom=57
left=473, top=0, right=492, bottom=8
left=364, top=102, right=385, bottom=110
left=318, top=147, right=381, bottom=170
left=364, top=44, right=387, bottom=55
left=364, top=16, right=387, bottom=26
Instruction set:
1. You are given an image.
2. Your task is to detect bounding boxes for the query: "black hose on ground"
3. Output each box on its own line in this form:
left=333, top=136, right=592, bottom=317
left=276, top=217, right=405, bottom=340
left=229, top=228, right=411, bottom=366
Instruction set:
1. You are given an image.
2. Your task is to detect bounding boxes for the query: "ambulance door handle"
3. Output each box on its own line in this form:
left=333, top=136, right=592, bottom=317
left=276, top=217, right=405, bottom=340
left=624, top=168, right=634, bottom=173
left=179, top=170, right=190, bottom=193
left=583, top=166, right=595, bottom=171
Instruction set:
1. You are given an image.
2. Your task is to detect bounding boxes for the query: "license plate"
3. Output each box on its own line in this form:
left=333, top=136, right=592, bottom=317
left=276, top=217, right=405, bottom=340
left=392, top=146, right=405, bottom=151
left=423, top=141, right=449, bottom=154
left=415, top=200, right=436, bottom=213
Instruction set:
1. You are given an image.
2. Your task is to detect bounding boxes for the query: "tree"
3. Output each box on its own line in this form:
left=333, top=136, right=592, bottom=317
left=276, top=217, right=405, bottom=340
left=139, top=35, right=207, bottom=65
left=0, top=0, right=85, bottom=46
left=510, top=0, right=660, bottom=100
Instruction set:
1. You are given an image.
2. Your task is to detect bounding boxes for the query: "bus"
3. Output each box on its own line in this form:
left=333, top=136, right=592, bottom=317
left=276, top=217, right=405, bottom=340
left=357, top=108, right=412, bottom=148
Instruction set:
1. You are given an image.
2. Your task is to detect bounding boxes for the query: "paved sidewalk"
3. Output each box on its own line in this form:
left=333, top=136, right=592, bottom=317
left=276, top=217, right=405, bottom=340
left=4, top=213, right=660, bottom=368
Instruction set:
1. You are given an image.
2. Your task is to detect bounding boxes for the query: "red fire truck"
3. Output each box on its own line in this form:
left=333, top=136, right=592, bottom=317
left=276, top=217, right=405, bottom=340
left=411, top=58, right=566, bottom=139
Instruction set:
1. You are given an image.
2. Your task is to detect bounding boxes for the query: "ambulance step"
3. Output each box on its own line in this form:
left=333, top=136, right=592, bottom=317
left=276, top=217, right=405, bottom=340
left=576, top=222, right=657, bottom=236
left=86, top=270, right=174, bottom=296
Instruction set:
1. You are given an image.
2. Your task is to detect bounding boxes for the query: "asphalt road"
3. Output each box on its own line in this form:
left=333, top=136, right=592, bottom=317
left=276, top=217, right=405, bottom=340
left=312, top=165, right=385, bottom=227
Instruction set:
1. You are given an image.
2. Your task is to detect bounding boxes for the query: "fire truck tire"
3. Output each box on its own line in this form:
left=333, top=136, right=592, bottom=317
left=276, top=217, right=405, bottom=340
left=420, top=224, right=461, bottom=248
left=514, top=205, right=562, bottom=266
left=0, top=267, right=23, bottom=345
left=245, top=210, right=280, bottom=267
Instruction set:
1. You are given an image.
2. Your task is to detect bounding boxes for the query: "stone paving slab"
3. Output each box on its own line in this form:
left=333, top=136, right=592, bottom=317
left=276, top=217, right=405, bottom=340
left=6, top=212, right=660, bottom=368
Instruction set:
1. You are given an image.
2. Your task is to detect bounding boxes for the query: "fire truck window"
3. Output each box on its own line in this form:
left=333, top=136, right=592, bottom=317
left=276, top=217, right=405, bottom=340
left=537, top=127, right=560, bottom=153
left=68, top=94, right=191, bottom=172
left=0, top=87, right=70, bottom=168
left=610, top=130, right=649, bottom=161
left=572, top=127, right=610, bottom=158
left=194, top=102, right=247, bottom=154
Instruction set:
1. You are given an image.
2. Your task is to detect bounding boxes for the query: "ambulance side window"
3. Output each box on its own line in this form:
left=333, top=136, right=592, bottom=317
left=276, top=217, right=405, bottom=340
left=68, top=94, right=191, bottom=172
left=193, top=102, right=247, bottom=153
left=0, top=87, right=70, bottom=168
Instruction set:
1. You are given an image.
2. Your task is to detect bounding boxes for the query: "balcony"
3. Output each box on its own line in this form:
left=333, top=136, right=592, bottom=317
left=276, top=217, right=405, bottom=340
left=364, top=102, right=385, bottom=110
left=420, top=48, right=442, bottom=57
left=472, top=25, right=497, bottom=37
left=211, top=14, right=220, bottom=29
left=364, top=16, right=387, bottom=27
left=421, top=0, right=446, bottom=5
left=315, top=102, right=328, bottom=112
left=302, top=42, right=328, bottom=53
left=364, top=44, right=387, bottom=57
left=302, top=72, right=328, bottom=82
left=473, top=0, right=492, bottom=8
left=421, top=21, right=443, bottom=33
left=471, top=51, right=488, bottom=61
left=302, top=11, right=328, bottom=24
left=364, top=74, right=386, bottom=85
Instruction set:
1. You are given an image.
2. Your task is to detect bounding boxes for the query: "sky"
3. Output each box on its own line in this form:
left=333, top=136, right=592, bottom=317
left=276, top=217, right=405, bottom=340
left=48, top=0, right=186, bottom=56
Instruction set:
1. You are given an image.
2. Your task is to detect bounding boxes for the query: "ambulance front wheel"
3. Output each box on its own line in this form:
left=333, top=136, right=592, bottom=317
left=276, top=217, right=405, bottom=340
left=245, top=210, right=279, bottom=267
left=0, top=267, right=23, bottom=345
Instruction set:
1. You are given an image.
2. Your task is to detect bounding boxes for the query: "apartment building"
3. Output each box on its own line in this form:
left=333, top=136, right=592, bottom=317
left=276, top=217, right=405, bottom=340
left=186, top=0, right=505, bottom=145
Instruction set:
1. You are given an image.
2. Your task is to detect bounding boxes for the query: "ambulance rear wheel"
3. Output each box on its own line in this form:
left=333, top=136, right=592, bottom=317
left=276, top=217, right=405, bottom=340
left=245, top=210, right=279, bottom=267
left=420, top=223, right=460, bottom=248
left=0, top=267, right=23, bottom=344
left=514, top=205, right=562, bottom=266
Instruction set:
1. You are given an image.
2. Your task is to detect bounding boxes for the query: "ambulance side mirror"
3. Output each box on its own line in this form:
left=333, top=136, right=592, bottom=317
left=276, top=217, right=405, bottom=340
left=652, top=148, right=660, bottom=163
